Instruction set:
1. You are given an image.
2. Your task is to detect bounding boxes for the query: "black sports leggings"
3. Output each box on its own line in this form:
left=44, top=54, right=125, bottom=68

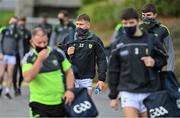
left=13, top=53, right=23, bottom=91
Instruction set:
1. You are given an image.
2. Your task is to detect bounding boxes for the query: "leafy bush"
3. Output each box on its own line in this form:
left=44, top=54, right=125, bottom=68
left=121, top=0, right=180, bottom=17
left=78, top=1, right=123, bottom=28
left=81, top=0, right=108, bottom=5
left=0, top=10, right=14, bottom=27
left=78, top=0, right=180, bottom=28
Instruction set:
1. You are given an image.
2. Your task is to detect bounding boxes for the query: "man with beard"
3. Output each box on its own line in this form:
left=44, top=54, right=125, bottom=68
left=22, top=27, right=75, bottom=117
left=60, top=14, right=107, bottom=96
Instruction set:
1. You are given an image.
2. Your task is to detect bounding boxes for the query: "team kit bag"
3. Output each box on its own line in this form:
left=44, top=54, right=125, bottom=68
left=53, top=49, right=98, bottom=117
left=64, top=88, right=99, bottom=117
left=143, top=71, right=180, bottom=118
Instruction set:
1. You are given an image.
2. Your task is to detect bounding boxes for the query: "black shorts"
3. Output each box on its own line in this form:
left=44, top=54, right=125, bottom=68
left=29, top=102, right=65, bottom=117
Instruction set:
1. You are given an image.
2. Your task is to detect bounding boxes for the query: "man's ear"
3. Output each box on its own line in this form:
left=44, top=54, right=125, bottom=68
left=137, top=18, right=140, bottom=22
left=87, top=22, right=90, bottom=29
left=154, top=13, right=157, bottom=18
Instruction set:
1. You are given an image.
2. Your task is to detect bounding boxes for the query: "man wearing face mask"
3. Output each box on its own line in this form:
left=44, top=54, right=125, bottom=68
left=49, top=10, right=75, bottom=48
left=0, top=16, right=20, bottom=99
left=141, top=3, right=175, bottom=71
left=108, top=8, right=167, bottom=117
left=17, top=17, right=31, bottom=56
left=12, top=17, right=31, bottom=96
left=60, top=14, right=107, bottom=96
left=22, top=27, right=75, bottom=117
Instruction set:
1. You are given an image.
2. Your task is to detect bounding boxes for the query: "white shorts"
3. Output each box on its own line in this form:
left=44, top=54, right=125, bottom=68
left=120, top=91, right=152, bottom=113
left=75, top=79, right=93, bottom=90
left=0, top=55, right=16, bottom=65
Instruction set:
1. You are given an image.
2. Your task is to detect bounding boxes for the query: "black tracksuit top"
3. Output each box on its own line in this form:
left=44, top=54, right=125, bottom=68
left=61, top=32, right=107, bottom=81
left=108, top=33, right=167, bottom=99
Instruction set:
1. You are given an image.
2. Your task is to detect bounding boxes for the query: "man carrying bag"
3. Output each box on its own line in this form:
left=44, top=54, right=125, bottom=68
left=143, top=71, right=180, bottom=118
left=54, top=47, right=99, bottom=117
left=64, top=88, right=99, bottom=117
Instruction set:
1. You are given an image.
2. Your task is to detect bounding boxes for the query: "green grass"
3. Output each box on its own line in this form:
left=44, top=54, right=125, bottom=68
left=0, top=10, right=15, bottom=27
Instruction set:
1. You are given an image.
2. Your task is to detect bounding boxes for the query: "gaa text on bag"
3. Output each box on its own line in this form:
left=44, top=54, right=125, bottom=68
left=149, top=106, right=168, bottom=118
left=73, top=101, right=92, bottom=114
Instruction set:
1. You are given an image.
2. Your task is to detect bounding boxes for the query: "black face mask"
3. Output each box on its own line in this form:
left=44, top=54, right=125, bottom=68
left=59, top=19, right=64, bottom=25
left=124, top=26, right=137, bottom=37
left=35, top=46, right=47, bottom=53
left=9, top=23, right=17, bottom=30
left=18, top=24, right=25, bottom=30
left=76, top=28, right=89, bottom=37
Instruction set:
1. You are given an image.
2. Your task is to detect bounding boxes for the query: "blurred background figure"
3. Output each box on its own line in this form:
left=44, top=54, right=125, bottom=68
left=140, top=3, right=175, bottom=71
left=38, top=14, right=52, bottom=42
left=0, top=16, right=20, bottom=99
left=17, top=17, right=31, bottom=56
left=111, top=23, right=124, bottom=44
left=12, top=17, right=31, bottom=96
left=49, top=10, right=76, bottom=48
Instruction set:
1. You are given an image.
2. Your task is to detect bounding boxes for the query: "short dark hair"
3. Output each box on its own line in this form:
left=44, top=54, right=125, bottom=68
left=41, top=13, right=48, bottom=18
left=121, top=8, right=139, bottom=20
left=19, top=17, right=26, bottom=22
left=31, top=27, right=47, bottom=37
left=76, top=14, right=90, bottom=22
left=59, top=10, right=69, bottom=17
left=141, top=3, right=157, bottom=14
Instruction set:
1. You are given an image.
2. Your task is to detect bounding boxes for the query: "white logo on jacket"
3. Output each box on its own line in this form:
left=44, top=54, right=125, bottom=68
left=134, top=48, right=139, bottom=55
left=52, top=59, right=58, bottom=66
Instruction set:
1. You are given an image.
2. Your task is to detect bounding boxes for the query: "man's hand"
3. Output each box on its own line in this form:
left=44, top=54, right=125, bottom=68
left=162, top=65, right=167, bottom=71
left=110, top=99, right=119, bottom=110
left=38, top=49, right=49, bottom=61
left=63, top=90, right=75, bottom=105
left=96, top=81, right=105, bottom=90
left=67, top=47, right=75, bottom=55
left=141, top=56, right=155, bottom=67
left=0, top=53, right=3, bottom=60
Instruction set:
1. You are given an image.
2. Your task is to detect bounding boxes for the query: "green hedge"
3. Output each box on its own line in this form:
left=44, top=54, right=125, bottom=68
left=78, top=0, right=180, bottom=28
left=0, top=10, right=14, bottom=27
left=81, top=0, right=108, bottom=5
left=123, top=0, right=180, bottom=17
left=78, top=1, right=123, bottom=28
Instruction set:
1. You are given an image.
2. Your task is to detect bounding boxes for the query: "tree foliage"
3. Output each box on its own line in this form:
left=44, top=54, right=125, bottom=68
left=78, top=0, right=180, bottom=27
left=81, top=0, right=108, bottom=5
